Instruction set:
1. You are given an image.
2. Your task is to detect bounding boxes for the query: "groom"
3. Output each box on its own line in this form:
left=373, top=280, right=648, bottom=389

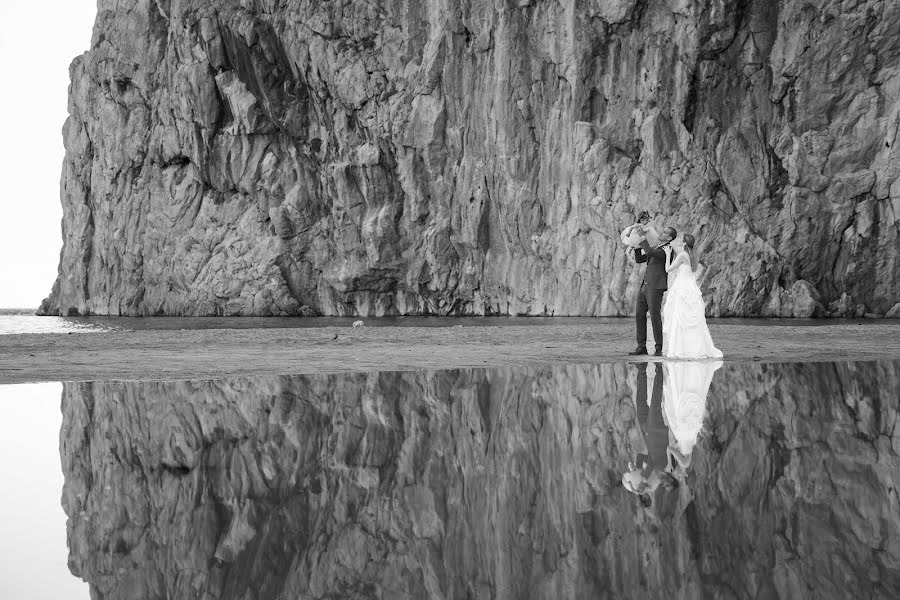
left=629, top=226, right=676, bottom=356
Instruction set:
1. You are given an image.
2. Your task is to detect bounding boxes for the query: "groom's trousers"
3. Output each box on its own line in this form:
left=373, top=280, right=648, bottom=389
left=636, top=282, right=664, bottom=351
left=635, top=363, right=668, bottom=470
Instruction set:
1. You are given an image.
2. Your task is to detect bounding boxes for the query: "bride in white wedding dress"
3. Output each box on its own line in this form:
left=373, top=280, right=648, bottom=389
left=662, top=234, right=723, bottom=359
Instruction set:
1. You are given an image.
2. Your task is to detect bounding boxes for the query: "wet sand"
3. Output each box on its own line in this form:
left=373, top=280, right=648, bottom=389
left=2, top=321, right=899, bottom=384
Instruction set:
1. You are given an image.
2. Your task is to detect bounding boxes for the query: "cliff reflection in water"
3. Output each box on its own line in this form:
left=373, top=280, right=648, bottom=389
left=60, top=361, right=900, bottom=599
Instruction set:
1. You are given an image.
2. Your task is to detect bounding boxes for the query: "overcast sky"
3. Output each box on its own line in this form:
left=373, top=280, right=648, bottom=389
left=0, top=1, right=97, bottom=308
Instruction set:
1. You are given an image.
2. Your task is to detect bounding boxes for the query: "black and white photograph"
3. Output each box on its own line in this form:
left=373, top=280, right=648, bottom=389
left=1, top=0, right=899, bottom=598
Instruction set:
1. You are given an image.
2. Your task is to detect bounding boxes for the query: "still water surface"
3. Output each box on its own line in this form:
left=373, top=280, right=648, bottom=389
left=1, top=360, right=898, bottom=599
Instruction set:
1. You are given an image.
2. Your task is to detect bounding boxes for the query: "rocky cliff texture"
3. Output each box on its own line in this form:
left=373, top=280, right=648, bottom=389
left=60, top=361, right=900, bottom=598
left=40, top=0, right=900, bottom=317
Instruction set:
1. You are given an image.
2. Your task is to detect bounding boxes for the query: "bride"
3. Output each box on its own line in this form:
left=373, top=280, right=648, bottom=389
left=662, top=234, right=723, bottom=359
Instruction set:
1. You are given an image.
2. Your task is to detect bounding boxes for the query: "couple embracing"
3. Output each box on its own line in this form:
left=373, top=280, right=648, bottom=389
left=622, top=212, right=722, bottom=359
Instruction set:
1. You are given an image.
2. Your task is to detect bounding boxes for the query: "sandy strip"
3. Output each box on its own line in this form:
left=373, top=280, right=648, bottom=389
left=1, top=322, right=899, bottom=384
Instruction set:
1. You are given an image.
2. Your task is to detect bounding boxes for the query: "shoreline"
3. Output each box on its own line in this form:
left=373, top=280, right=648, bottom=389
left=2, top=322, right=899, bottom=385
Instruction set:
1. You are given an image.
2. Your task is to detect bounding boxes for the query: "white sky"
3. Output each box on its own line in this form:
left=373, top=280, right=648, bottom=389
left=0, top=1, right=98, bottom=308
left=0, top=383, right=90, bottom=598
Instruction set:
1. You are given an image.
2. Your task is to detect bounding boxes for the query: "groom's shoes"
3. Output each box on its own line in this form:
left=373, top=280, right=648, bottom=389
left=628, top=347, right=648, bottom=356
left=653, top=349, right=663, bottom=357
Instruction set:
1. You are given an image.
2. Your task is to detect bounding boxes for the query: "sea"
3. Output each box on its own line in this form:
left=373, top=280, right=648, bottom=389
left=0, top=307, right=890, bottom=335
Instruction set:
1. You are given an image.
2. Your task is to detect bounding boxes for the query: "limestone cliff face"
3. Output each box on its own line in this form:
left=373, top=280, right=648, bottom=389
left=42, top=0, right=900, bottom=316
left=60, top=362, right=900, bottom=599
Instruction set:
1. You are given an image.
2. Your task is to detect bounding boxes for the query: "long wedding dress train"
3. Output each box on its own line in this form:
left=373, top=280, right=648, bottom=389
left=662, top=253, right=723, bottom=359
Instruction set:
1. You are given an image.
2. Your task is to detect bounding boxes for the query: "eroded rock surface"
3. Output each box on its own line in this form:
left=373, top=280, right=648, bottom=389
left=60, top=361, right=900, bottom=599
left=41, top=0, right=900, bottom=316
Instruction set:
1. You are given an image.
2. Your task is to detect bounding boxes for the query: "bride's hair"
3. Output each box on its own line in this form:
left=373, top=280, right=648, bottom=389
left=683, top=234, right=698, bottom=271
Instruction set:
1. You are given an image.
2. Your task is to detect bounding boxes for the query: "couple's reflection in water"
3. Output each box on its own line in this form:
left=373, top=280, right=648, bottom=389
left=622, top=360, right=721, bottom=508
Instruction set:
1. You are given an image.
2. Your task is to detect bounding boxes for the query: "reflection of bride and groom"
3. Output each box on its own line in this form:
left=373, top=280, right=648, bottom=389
left=621, top=359, right=722, bottom=507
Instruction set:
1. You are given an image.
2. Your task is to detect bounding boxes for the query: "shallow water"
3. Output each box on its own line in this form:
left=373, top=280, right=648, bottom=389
left=0, top=315, right=116, bottom=335
left=2, top=313, right=896, bottom=335
left=1, top=360, right=898, bottom=599
left=0, top=383, right=90, bottom=599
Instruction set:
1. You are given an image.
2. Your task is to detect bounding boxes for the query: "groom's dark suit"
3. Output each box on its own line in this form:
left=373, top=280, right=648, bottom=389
left=635, top=239, right=672, bottom=352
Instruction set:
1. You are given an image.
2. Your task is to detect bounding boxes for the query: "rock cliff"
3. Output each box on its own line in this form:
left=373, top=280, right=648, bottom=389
left=41, top=0, right=900, bottom=316
left=60, top=361, right=900, bottom=598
